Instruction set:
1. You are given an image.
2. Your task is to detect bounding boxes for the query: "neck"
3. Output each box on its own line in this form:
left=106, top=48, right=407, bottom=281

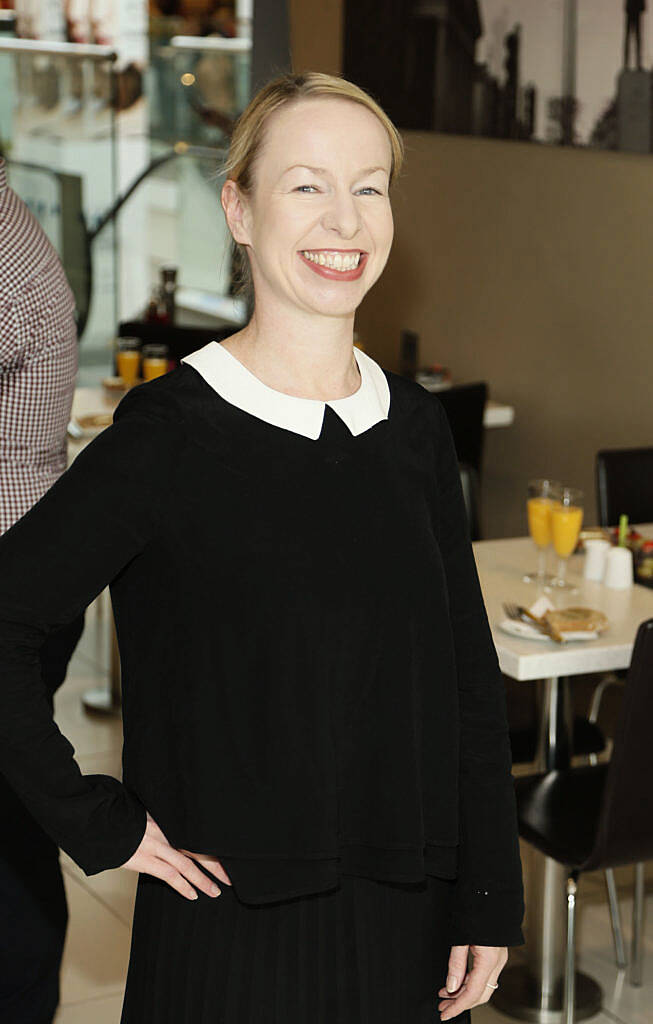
left=221, top=306, right=361, bottom=402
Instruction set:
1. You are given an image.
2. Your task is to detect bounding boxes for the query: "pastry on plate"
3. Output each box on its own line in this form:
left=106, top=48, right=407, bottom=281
left=544, top=607, right=609, bottom=634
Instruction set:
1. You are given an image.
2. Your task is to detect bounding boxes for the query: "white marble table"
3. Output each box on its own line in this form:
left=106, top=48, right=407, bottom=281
left=483, top=399, right=514, bottom=428
left=476, top=533, right=653, bottom=681
left=474, top=530, right=653, bottom=1023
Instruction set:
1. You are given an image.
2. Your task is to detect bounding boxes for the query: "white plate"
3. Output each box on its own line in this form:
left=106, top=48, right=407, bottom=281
left=498, top=619, right=599, bottom=643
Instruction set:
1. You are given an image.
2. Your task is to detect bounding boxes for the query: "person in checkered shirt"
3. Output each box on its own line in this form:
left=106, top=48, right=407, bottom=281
left=0, top=154, right=86, bottom=1024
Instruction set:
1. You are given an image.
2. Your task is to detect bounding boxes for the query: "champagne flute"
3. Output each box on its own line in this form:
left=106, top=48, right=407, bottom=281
left=548, top=487, right=584, bottom=590
left=523, top=479, right=562, bottom=585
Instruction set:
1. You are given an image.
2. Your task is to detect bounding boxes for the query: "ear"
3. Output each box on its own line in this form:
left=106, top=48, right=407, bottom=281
left=221, top=179, right=252, bottom=246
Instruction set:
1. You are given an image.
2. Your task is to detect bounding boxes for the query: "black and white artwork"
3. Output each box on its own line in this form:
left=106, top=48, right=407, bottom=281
left=344, top=1, right=653, bottom=155
left=424, top=0, right=653, bottom=152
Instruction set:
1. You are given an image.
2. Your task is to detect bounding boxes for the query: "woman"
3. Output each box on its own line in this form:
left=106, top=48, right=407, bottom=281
left=0, top=73, right=524, bottom=1022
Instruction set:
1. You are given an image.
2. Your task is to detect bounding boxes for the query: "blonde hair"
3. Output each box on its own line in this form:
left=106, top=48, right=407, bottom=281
left=221, top=71, right=405, bottom=304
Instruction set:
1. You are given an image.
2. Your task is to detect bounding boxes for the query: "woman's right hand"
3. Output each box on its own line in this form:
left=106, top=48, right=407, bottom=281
left=120, top=811, right=230, bottom=901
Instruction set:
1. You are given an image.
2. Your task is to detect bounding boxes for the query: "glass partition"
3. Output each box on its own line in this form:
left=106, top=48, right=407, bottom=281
left=0, top=38, right=119, bottom=380
left=0, top=30, right=251, bottom=384
left=148, top=34, right=250, bottom=151
left=140, top=34, right=251, bottom=336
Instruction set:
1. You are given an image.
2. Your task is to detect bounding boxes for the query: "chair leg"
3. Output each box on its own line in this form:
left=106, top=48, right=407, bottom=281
left=563, top=874, right=578, bottom=1024
left=587, top=672, right=624, bottom=725
left=605, top=867, right=627, bottom=968
left=629, top=862, right=645, bottom=986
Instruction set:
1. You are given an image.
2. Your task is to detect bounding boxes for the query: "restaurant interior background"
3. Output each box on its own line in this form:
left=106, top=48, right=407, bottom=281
left=1, top=2, right=653, bottom=1022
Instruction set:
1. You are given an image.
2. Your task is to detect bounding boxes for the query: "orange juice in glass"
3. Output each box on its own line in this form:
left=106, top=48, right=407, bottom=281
left=524, top=479, right=562, bottom=584
left=142, top=343, right=169, bottom=381
left=549, top=487, right=584, bottom=590
left=116, top=337, right=141, bottom=388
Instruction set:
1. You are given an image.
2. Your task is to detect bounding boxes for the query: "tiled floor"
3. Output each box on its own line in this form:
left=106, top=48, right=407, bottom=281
left=48, top=594, right=651, bottom=1023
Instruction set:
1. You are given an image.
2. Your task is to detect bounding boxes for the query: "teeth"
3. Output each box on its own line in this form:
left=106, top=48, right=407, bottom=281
left=301, top=250, right=362, bottom=271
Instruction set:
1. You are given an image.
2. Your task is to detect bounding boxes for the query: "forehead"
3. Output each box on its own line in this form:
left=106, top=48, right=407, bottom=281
left=257, top=97, right=392, bottom=179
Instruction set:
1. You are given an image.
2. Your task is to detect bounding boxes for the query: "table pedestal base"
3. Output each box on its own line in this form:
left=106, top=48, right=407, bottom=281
left=492, top=964, right=603, bottom=1023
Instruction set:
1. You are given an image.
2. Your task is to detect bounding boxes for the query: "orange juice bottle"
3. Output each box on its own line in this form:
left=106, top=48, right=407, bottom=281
left=116, top=348, right=141, bottom=387
left=116, top=337, right=141, bottom=387
left=142, top=343, right=169, bottom=381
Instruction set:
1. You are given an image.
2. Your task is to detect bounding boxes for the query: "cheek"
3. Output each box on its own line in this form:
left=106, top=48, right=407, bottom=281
left=257, top=208, right=315, bottom=260
left=370, top=208, right=394, bottom=259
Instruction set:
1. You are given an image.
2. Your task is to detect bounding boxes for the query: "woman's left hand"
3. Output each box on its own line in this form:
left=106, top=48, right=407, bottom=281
left=177, top=849, right=233, bottom=887
left=437, top=943, right=508, bottom=1020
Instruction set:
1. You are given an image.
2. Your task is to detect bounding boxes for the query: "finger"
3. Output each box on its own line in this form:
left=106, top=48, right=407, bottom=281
left=444, top=945, right=469, bottom=995
left=437, top=946, right=504, bottom=996
left=437, top=973, right=468, bottom=997
left=461, top=955, right=501, bottom=1005
left=178, top=850, right=232, bottom=886
left=145, top=857, right=199, bottom=901
left=438, top=959, right=495, bottom=1018
left=161, top=847, right=222, bottom=897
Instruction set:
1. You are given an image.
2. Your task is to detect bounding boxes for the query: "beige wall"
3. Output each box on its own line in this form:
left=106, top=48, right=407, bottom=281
left=289, top=5, right=652, bottom=539
left=289, top=0, right=343, bottom=75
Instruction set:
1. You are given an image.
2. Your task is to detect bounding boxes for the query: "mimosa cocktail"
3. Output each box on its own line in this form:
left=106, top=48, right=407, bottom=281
left=549, top=487, right=584, bottom=589
left=523, top=479, right=562, bottom=584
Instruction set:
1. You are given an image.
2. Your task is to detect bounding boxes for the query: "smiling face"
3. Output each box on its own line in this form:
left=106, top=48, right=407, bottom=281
left=222, top=96, right=395, bottom=320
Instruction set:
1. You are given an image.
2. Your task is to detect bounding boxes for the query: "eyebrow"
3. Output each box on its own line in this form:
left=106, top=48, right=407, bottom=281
left=280, top=164, right=389, bottom=178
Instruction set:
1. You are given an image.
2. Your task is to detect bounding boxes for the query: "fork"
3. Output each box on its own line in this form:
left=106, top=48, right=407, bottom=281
left=502, top=602, right=565, bottom=644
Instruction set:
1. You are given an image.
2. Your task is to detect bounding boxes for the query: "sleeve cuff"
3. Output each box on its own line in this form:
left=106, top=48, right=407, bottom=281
left=64, top=776, right=148, bottom=876
left=449, top=884, right=526, bottom=947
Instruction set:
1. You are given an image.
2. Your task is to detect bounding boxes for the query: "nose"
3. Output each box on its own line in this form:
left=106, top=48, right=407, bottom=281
left=320, top=188, right=362, bottom=240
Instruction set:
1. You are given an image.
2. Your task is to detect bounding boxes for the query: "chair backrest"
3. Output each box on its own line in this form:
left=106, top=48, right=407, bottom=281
left=596, top=447, right=653, bottom=527
left=581, top=618, right=653, bottom=871
left=458, top=462, right=482, bottom=541
left=432, top=382, right=488, bottom=476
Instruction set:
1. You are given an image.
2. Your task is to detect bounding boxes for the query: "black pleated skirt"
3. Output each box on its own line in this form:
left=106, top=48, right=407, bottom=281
left=120, top=871, right=471, bottom=1023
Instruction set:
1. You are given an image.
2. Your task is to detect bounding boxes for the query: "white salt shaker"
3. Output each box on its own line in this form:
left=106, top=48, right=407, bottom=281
left=603, top=546, right=633, bottom=589
left=583, top=539, right=611, bottom=581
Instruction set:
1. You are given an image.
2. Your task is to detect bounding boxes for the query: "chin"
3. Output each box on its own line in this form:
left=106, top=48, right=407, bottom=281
left=300, top=282, right=367, bottom=315
left=308, top=296, right=362, bottom=317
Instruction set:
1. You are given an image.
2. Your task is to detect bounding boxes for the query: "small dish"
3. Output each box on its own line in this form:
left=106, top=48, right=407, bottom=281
left=498, top=619, right=599, bottom=643
left=102, top=375, right=128, bottom=391
left=498, top=597, right=608, bottom=643
left=76, top=412, right=114, bottom=430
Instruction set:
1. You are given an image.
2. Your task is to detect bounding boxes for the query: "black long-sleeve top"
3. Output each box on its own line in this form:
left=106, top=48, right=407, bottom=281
left=0, top=342, right=525, bottom=946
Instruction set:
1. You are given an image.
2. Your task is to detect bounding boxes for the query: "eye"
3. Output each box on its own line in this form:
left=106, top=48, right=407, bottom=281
left=357, top=187, right=383, bottom=196
left=295, top=184, right=319, bottom=193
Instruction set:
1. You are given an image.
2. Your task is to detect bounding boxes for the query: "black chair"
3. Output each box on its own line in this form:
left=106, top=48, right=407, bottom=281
left=587, top=447, right=653, bottom=968
left=508, top=710, right=606, bottom=766
left=458, top=462, right=481, bottom=542
left=433, top=382, right=488, bottom=478
left=596, top=447, right=653, bottom=527
left=433, top=383, right=487, bottom=540
left=515, top=619, right=653, bottom=1021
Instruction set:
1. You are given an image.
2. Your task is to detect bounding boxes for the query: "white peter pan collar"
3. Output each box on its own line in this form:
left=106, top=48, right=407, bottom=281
left=181, top=341, right=390, bottom=440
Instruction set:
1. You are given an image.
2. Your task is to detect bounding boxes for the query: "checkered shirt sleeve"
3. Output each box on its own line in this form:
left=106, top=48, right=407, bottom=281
left=0, top=167, right=78, bottom=535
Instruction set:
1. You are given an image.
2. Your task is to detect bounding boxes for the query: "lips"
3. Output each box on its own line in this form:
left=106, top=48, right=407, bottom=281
left=298, top=250, right=368, bottom=282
